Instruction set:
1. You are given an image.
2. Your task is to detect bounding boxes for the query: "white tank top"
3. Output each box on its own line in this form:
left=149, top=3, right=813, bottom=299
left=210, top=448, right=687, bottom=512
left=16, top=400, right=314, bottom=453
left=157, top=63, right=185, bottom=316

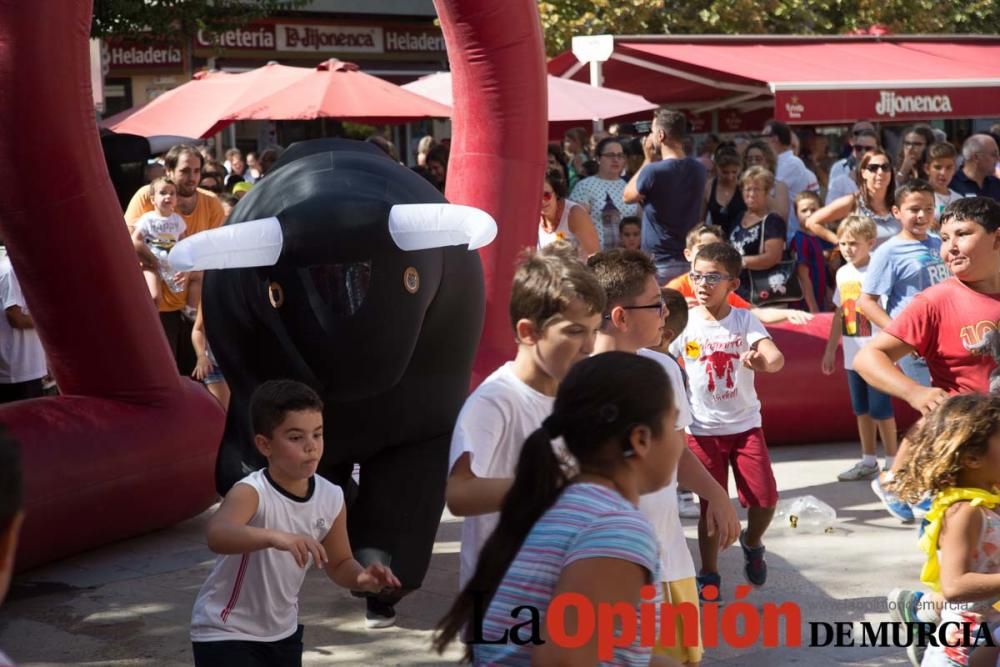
left=538, top=198, right=582, bottom=253
left=190, top=469, right=344, bottom=643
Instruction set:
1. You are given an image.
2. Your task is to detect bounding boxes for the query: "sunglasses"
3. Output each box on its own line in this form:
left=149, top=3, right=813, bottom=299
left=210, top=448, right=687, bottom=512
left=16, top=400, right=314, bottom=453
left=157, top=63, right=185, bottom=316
left=852, top=144, right=875, bottom=154
left=542, top=191, right=554, bottom=202
left=689, top=271, right=733, bottom=286
left=863, top=163, right=892, bottom=174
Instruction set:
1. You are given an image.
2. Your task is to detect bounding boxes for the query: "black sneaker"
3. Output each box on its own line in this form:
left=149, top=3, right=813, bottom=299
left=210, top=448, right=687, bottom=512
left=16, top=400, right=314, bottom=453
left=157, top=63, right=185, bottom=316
left=365, top=597, right=396, bottom=629
left=696, top=571, right=722, bottom=603
left=739, top=529, right=767, bottom=587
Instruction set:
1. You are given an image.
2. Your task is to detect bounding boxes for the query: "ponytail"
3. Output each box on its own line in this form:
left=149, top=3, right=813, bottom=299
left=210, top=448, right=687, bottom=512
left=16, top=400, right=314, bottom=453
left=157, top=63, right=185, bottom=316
left=434, top=418, right=568, bottom=655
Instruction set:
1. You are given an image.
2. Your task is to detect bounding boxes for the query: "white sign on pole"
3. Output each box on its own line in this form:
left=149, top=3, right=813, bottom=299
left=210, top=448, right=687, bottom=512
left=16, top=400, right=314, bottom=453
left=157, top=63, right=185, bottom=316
left=572, top=35, right=613, bottom=64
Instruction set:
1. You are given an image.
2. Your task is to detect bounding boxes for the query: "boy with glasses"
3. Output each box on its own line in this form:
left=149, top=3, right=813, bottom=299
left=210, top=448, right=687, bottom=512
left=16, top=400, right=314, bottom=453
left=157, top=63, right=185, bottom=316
left=669, top=241, right=784, bottom=600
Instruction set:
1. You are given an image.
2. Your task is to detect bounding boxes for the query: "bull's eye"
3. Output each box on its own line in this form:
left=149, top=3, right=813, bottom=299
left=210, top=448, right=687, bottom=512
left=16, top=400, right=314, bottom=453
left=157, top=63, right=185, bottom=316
left=309, top=261, right=371, bottom=317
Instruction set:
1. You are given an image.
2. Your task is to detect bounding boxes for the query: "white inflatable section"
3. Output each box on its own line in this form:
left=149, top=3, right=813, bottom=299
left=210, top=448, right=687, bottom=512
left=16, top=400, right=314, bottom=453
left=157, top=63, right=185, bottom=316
left=168, top=217, right=283, bottom=271
left=388, top=204, right=497, bottom=251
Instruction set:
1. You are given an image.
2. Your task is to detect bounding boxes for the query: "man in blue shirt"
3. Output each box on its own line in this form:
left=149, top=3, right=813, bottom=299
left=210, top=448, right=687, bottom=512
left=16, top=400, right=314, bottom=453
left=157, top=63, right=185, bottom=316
left=950, top=134, right=1000, bottom=201
left=624, top=108, right=707, bottom=284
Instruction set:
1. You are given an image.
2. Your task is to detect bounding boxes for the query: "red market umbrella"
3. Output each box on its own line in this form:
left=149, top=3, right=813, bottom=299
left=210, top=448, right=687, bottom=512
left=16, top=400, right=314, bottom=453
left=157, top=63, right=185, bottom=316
left=102, top=64, right=313, bottom=138
left=402, top=71, right=657, bottom=123
left=224, top=60, right=452, bottom=124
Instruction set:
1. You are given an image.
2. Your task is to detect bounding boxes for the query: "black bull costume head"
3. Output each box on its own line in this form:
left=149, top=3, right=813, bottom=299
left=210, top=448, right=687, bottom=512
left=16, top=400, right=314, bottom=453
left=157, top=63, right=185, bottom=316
left=172, top=139, right=495, bottom=598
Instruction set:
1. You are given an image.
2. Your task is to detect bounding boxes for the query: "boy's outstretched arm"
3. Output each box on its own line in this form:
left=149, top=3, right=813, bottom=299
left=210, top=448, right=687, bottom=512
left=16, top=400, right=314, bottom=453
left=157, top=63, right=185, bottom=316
left=744, top=338, right=784, bottom=373
left=207, top=484, right=328, bottom=569
left=676, top=448, right=740, bottom=549
left=858, top=293, right=892, bottom=330
left=445, top=453, right=513, bottom=517
left=854, top=332, right=948, bottom=415
left=322, top=506, right=401, bottom=592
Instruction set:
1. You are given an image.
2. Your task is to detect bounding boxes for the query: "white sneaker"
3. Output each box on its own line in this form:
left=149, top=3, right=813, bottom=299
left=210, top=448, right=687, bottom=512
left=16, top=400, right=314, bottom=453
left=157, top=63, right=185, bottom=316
left=837, top=461, right=880, bottom=482
left=677, top=491, right=700, bottom=519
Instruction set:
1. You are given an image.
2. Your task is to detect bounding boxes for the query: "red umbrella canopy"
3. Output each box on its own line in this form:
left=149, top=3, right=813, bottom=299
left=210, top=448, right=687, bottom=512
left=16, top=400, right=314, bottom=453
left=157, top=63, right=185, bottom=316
left=103, top=63, right=313, bottom=138
left=225, top=60, right=453, bottom=124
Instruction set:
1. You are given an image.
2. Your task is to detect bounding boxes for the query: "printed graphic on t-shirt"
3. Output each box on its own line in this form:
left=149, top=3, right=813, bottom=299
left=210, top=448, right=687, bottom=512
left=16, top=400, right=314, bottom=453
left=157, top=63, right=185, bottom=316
left=961, top=320, right=1000, bottom=356
left=839, top=280, right=872, bottom=337
left=686, top=335, right=742, bottom=398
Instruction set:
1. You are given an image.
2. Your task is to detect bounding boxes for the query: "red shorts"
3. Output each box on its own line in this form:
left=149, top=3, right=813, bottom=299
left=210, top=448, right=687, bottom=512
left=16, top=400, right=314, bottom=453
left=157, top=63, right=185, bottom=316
left=687, top=427, right=778, bottom=512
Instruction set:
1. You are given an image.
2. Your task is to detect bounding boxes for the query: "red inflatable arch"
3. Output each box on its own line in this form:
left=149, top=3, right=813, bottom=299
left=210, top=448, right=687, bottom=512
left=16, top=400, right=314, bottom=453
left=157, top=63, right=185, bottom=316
left=0, top=2, right=224, bottom=571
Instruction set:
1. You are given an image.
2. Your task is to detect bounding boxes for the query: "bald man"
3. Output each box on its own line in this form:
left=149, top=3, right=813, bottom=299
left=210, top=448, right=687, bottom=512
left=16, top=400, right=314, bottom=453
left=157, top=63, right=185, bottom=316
left=951, top=134, right=1000, bottom=201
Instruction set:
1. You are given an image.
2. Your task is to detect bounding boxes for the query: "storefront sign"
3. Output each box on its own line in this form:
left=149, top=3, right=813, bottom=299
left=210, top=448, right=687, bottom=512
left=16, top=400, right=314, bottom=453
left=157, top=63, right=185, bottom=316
left=105, top=40, right=184, bottom=72
left=276, top=24, right=383, bottom=53
left=384, top=29, right=446, bottom=53
left=775, top=87, right=998, bottom=124
left=196, top=25, right=276, bottom=50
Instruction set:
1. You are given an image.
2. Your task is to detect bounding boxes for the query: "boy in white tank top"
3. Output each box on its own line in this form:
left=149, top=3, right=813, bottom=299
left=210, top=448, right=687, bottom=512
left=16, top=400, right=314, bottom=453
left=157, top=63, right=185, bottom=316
left=190, top=380, right=399, bottom=666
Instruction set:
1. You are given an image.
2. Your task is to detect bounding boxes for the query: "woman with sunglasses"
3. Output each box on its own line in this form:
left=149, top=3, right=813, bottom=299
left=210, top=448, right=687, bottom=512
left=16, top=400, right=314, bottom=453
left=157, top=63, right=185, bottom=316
left=538, top=168, right=599, bottom=258
left=569, top=137, right=638, bottom=250
left=805, top=148, right=899, bottom=248
left=825, top=129, right=880, bottom=204
left=742, top=140, right=790, bottom=220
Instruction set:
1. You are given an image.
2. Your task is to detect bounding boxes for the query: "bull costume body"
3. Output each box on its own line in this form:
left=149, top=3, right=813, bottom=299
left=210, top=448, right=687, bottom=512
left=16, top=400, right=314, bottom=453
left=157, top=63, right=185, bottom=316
left=172, top=139, right=495, bottom=609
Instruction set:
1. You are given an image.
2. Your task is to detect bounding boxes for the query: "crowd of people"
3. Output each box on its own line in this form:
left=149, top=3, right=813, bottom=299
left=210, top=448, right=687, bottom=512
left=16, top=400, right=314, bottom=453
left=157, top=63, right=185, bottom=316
left=2, top=107, right=1000, bottom=666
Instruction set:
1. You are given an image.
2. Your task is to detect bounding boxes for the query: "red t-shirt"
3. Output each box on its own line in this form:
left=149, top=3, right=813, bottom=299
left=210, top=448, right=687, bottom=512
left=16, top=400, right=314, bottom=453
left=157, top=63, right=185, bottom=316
left=885, top=277, right=1000, bottom=395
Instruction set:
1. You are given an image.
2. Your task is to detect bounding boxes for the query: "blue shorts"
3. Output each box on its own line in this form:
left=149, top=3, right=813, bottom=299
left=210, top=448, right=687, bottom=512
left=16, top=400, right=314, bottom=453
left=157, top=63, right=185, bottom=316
left=846, top=369, right=894, bottom=420
left=897, top=354, right=931, bottom=388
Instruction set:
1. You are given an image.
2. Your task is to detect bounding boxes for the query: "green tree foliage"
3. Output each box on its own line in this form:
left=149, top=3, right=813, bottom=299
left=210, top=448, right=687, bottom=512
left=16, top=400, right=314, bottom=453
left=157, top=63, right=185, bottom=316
left=539, top=0, right=1000, bottom=56
left=92, top=0, right=307, bottom=42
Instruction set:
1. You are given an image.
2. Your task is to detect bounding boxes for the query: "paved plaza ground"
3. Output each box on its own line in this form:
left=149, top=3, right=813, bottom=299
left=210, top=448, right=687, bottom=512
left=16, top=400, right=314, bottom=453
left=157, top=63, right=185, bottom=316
left=0, top=442, right=925, bottom=666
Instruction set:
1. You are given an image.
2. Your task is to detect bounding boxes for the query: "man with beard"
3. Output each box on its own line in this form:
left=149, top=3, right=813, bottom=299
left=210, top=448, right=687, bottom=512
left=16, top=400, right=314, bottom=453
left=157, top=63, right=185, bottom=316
left=125, top=144, right=226, bottom=374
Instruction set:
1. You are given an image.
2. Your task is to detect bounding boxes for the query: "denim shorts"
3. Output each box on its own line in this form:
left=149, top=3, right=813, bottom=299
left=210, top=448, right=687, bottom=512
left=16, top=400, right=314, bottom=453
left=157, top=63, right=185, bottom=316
left=846, top=369, right=894, bottom=420
left=897, top=353, right=931, bottom=388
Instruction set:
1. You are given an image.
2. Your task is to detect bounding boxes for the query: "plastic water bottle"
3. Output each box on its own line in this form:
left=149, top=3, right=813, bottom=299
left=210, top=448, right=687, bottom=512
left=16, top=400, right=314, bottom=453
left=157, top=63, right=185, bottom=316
left=152, top=245, right=184, bottom=294
left=600, top=193, right=620, bottom=250
left=773, top=495, right=837, bottom=533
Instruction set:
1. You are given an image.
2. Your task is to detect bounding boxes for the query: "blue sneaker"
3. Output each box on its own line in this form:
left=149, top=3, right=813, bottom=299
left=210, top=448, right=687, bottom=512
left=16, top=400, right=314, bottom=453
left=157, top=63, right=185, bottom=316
left=696, top=571, right=722, bottom=603
left=739, top=529, right=767, bottom=587
left=871, top=477, right=914, bottom=523
left=911, top=496, right=932, bottom=520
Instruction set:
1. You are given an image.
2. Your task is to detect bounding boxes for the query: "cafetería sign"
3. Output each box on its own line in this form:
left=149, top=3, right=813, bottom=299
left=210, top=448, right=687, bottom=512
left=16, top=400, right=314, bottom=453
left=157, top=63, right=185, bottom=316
left=195, top=22, right=445, bottom=56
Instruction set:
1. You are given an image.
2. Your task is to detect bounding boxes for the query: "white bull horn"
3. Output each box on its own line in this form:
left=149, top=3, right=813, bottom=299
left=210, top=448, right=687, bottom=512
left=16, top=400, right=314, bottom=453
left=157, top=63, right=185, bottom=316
left=388, top=204, right=497, bottom=251
left=168, top=217, right=283, bottom=271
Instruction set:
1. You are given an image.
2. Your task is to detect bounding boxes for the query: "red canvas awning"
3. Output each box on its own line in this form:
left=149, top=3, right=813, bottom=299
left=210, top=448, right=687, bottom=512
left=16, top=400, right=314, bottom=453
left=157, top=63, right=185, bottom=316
left=548, top=36, right=1000, bottom=125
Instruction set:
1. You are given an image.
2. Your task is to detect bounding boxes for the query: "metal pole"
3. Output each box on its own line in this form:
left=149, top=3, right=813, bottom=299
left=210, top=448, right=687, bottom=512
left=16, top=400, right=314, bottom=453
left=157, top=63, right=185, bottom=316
left=589, top=60, right=604, bottom=134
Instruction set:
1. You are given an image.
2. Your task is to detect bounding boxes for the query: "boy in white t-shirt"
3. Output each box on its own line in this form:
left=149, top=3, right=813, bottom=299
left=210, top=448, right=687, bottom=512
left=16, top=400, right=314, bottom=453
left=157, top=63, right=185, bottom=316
left=589, top=250, right=740, bottom=666
left=669, top=242, right=784, bottom=599
left=925, top=142, right=964, bottom=224
left=0, top=251, right=46, bottom=404
left=190, top=380, right=399, bottom=664
left=446, top=249, right=606, bottom=589
left=821, top=215, right=898, bottom=482
left=130, top=177, right=188, bottom=309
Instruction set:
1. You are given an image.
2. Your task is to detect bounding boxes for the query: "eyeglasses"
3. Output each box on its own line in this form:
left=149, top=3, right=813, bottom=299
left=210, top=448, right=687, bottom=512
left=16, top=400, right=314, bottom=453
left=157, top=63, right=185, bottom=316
left=606, top=299, right=666, bottom=319
left=689, top=271, right=733, bottom=286
left=600, top=152, right=626, bottom=159
left=863, top=163, right=892, bottom=174
left=852, top=144, right=875, bottom=154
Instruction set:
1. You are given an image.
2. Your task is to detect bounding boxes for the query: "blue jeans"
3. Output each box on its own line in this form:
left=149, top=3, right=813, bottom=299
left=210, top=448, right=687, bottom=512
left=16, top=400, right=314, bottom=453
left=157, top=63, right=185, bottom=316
left=898, top=354, right=931, bottom=388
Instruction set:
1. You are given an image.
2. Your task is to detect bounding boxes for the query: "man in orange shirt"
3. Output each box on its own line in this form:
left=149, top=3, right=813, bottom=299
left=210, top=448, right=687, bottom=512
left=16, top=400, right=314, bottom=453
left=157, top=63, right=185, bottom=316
left=125, top=144, right=226, bottom=374
left=667, top=224, right=813, bottom=325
